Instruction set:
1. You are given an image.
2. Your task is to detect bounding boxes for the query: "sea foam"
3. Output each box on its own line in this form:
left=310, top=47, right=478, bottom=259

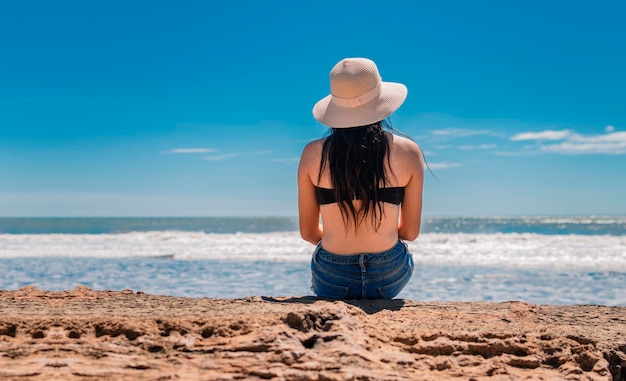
left=1, top=231, right=625, bottom=270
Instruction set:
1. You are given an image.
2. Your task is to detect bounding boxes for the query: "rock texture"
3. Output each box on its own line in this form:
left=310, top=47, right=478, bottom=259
left=0, top=286, right=625, bottom=380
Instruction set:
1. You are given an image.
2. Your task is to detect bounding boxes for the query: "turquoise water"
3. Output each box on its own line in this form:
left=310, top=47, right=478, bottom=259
left=1, top=216, right=624, bottom=305
left=1, top=216, right=624, bottom=235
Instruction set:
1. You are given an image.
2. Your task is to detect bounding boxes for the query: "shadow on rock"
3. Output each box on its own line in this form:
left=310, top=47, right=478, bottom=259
left=261, top=296, right=405, bottom=314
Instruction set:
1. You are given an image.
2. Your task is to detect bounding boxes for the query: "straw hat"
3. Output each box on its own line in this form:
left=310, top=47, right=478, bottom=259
left=312, top=58, right=407, bottom=128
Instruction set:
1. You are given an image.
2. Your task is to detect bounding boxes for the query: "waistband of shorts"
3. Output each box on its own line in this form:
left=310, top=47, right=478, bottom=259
left=314, top=240, right=407, bottom=265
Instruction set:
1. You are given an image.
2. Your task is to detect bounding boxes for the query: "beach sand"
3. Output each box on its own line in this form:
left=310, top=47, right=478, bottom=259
left=1, top=286, right=625, bottom=380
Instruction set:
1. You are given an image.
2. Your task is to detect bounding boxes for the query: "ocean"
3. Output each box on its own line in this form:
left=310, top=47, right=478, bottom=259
left=0, top=216, right=624, bottom=306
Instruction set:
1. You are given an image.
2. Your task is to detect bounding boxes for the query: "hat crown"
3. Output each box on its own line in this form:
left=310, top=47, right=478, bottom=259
left=329, top=58, right=381, bottom=100
left=313, top=57, right=407, bottom=128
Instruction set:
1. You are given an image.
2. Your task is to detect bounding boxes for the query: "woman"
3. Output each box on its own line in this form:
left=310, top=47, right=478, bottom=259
left=298, top=57, right=425, bottom=299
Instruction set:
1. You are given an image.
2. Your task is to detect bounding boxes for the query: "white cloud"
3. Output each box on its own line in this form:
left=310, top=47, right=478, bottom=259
left=458, top=144, right=497, bottom=151
left=427, top=162, right=462, bottom=170
left=163, top=148, right=215, bottom=154
left=510, top=130, right=571, bottom=141
left=606, top=125, right=615, bottom=133
left=569, top=131, right=626, bottom=143
left=203, top=150, right=272, bottom=161
left=430, top=128, right=492, bottom=139
left=541, top=131, right=626, bottom=154
left=510, top=129, right=626, bottom=155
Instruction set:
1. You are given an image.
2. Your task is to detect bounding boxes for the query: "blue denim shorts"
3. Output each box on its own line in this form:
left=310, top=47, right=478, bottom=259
left=311, top=240, right=414, bottom=300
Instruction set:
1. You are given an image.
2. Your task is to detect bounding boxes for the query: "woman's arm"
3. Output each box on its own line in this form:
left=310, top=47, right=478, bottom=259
left=298, top=142, right=323, bottom=245
left=398, top=142, right=425, bottom=241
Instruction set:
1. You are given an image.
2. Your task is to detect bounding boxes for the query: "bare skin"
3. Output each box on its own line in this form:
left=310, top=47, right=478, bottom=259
left=298, top=132, right=425, bottom=254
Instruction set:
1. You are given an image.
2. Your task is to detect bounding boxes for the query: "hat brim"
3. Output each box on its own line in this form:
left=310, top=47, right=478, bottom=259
left=312, top=82, right=407, bottom=128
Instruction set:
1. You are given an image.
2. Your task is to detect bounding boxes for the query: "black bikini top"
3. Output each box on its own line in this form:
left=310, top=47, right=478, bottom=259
left=314, top=186, right=404, bottom=206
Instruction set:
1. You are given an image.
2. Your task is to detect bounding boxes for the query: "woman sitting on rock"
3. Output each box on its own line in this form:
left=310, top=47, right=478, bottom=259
left=298, top=57, right=425, bottom=299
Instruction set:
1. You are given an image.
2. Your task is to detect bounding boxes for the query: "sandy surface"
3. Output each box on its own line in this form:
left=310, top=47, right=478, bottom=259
left=0, top=286, right=625, bottom=380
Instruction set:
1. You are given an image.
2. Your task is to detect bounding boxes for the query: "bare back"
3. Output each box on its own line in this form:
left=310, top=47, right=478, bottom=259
left=297, top=132, right=424, bottom=254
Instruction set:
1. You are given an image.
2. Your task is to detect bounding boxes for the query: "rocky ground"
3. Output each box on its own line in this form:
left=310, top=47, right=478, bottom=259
left=1, top=286, right=625, bottom=380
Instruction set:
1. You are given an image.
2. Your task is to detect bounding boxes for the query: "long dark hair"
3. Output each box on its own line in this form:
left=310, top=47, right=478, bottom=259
left=318, top=119, right=394, bottom=230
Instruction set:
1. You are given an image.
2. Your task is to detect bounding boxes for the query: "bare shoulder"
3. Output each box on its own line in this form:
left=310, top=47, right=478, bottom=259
left=299, top=138, right=324, bottom=170
left=389, top=133, right=424, bottom=168
left=302, top=137, right=324, bottom=152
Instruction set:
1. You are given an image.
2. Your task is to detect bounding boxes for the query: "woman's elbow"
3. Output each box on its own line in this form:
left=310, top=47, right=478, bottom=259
left=398, top=224, right=421, bottom=241
left=400, top=230, right=420, bottom=241
left=299, top=231, right=313, bottom=244
left=300, top=229, right=321, bottom=245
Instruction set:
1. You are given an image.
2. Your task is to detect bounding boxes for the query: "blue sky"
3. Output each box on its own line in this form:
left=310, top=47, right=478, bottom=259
left=1, top=0, right=625, bottom=217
